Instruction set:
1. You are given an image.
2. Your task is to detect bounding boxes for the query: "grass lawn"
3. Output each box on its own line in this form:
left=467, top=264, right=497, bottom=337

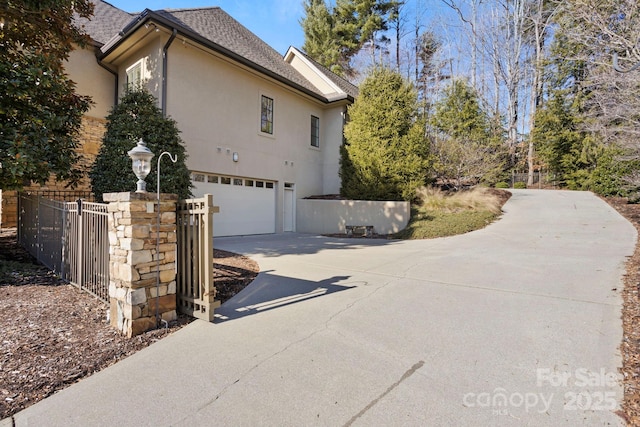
left=394, top=187, right=511, bottom=240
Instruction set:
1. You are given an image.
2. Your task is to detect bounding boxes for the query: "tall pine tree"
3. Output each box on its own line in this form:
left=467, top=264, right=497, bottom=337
left=300, top=0, right=343, bottom=75
left=300, top=0, right=398, bottom=78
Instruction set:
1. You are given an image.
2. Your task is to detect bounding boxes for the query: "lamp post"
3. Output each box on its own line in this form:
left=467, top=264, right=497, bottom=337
left=127, top=139, right=154, bottom=192
left=155, top=151, right=177, bottom=327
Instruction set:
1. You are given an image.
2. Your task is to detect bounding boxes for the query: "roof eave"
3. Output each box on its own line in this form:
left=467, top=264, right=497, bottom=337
left=99, top=10, right=342, bottom=105
left=285, top=47, right=345, bottom=95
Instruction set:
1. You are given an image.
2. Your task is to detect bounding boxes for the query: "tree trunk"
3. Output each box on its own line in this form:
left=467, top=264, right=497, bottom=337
left=527, top=0, right=549, bottom=186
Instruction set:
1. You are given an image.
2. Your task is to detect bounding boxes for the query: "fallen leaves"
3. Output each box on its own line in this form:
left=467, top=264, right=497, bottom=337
left=605, top=197, right=640, bottom=426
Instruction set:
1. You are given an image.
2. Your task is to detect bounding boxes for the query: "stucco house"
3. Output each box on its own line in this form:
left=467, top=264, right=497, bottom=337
left=1, top=0, right=357, bottom=236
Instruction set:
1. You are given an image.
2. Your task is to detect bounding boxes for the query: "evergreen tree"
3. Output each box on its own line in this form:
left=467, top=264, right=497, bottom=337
left=300, top=0, right=398, bottom=77
left=589, top=146, right=639, bottom=197
left=532, top=90, right=588, bottom=188
left=335, top=0, right=398, bottom=62
left=90, top=89, right=192, bottom=201
left=429, top=79, right=508, bottom=187
left=415, top=31, right=442, bottom=108
left=531, top=31, right=635, bottom=194
left=300, top=0, right=343, bottom=75
left=340, top=67, right=431, bottom=201
left=547, top=1, right=640, bottom=192
left=531, top=86, right=632, bottom=194
left=0, top=0, right=94, bottom=189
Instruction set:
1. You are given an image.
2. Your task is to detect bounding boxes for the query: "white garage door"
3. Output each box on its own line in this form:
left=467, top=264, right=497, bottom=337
left=192, top=174, right=276, bottom=237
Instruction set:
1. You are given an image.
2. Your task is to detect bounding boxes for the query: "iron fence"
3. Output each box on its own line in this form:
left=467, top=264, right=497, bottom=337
left=18, top=193, right=109, bottom=302
left=511, top=171, right=556, bottom=188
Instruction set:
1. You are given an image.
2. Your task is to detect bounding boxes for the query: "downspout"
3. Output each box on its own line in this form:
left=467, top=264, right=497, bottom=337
left=162, top=29, right=178, bottom=118
left=97, top=60, right=118, bottom=107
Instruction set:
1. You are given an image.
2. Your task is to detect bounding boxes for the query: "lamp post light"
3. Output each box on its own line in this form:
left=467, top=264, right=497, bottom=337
left=127, top=139, right=154, bottom=192
left=155, top=151, right=177, bottom=327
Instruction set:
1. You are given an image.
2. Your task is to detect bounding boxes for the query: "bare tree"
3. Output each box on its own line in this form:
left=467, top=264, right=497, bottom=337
left=389, top=1, right=410, bottom=71
left=559, top=0, right=640, bottom=152
left=440, top=0, right=483, bottom=90
left=526, top=0, right=560, bottom=185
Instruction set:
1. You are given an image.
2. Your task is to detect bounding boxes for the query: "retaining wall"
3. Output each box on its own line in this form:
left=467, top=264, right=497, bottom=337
left=296, top=199, right=410, bottom=235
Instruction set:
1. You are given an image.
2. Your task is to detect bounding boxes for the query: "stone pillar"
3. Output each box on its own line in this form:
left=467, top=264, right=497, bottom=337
left=104, top=191, right=178, bottom=337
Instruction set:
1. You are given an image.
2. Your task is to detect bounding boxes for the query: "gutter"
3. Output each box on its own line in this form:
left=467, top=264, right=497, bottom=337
left=162, top=29, right=177, bottom=118
left=99, top=10, right=342, bottom=105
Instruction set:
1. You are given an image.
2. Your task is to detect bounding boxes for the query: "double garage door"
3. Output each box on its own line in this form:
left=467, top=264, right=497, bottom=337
left=192, top=174, right=276, bottom=237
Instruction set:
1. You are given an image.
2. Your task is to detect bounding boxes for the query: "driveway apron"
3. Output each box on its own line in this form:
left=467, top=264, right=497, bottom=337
left=11, top=189, right=636, bottom=426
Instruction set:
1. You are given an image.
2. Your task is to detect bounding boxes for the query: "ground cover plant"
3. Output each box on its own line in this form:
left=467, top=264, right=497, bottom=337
left=394, top=187, right=510, bottom=239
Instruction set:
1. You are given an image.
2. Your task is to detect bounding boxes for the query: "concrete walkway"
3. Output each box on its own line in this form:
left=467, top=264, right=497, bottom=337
left=6, top=190, right=636, bottom=426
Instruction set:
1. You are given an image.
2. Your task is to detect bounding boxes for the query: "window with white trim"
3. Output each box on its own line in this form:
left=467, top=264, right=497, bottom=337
left=126, top=60, right=144, bottom=88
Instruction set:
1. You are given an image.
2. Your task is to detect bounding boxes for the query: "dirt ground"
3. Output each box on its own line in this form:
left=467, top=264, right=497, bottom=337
left=0, top=229, right=258, bottom=419
left=2, top=193, right=640, bottom=423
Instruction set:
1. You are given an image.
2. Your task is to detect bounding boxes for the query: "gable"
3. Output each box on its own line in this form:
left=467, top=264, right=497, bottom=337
left=85, top=2, right=355, bottom=105
left=284, top=47, right=358, bottom=101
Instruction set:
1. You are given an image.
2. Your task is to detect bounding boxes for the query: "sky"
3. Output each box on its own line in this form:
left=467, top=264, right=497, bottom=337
left=108, top=0, right=306, bottom=55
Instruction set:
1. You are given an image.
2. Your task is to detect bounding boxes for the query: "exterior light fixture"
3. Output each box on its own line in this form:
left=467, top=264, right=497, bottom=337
left=127, top=139, right=154, bottom=193
left=232, top=152, right=239, bottom=162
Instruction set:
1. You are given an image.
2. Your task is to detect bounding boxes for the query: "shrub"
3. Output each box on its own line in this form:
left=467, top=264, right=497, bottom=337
left=495, top=181, right=509, bottom=189
left=513, top=182, right=527, bottom=189
left=589, top=146, right=639, bottom=197
left=394, top=209, right=497, bottom=239
left=415, top=186, right=503, bottom=215
left=395, top=186, right=508, bottom=240
left=90, top=88, right=192, bottom=201
left=340, top=68, right=431, bottom=201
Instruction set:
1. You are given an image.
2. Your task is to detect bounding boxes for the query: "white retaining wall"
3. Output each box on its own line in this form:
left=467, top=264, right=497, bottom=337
left=296, top=199, right=410, bottom=235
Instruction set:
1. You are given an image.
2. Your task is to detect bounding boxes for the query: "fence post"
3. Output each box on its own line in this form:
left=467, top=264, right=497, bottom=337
left=201, top=194, right=216, bottom=318
left=104, top=191, right=178, bottom=338
left=76, top=199, right=83, bottom=290
left=37, top=195, right=41, bottom=260
left=175, top=194, right=220, bottom=321
left=61, top=202, right=67, bottom=280
left=17, top=192, right=22, bottom=243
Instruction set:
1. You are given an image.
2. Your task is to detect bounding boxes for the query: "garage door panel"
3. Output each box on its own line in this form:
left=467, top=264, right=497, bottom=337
left=192, top=180, right=275, bottom=237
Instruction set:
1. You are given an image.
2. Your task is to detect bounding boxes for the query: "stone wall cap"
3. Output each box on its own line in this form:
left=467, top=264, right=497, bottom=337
left=103, top=192, right=179, bottom=202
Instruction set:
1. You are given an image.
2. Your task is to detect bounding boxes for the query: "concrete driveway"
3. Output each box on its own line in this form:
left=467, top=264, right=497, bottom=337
left=9, top=189, right=636, bottom=426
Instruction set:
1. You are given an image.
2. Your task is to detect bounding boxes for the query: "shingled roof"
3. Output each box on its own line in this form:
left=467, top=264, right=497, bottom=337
left=153, top=7, right=326, bottom=98
left=79, top=1, right=355, bottom=103
left=75, top=1, right=134, bottom=46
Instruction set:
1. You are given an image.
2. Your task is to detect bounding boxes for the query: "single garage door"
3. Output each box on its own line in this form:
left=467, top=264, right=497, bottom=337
left=192, top=174, right=276, bottom=237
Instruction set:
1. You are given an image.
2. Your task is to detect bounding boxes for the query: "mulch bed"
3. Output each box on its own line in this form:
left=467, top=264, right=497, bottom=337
left=0, top=229, right=257, bottom=419
left=604, top=197, right=640, bottom=426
